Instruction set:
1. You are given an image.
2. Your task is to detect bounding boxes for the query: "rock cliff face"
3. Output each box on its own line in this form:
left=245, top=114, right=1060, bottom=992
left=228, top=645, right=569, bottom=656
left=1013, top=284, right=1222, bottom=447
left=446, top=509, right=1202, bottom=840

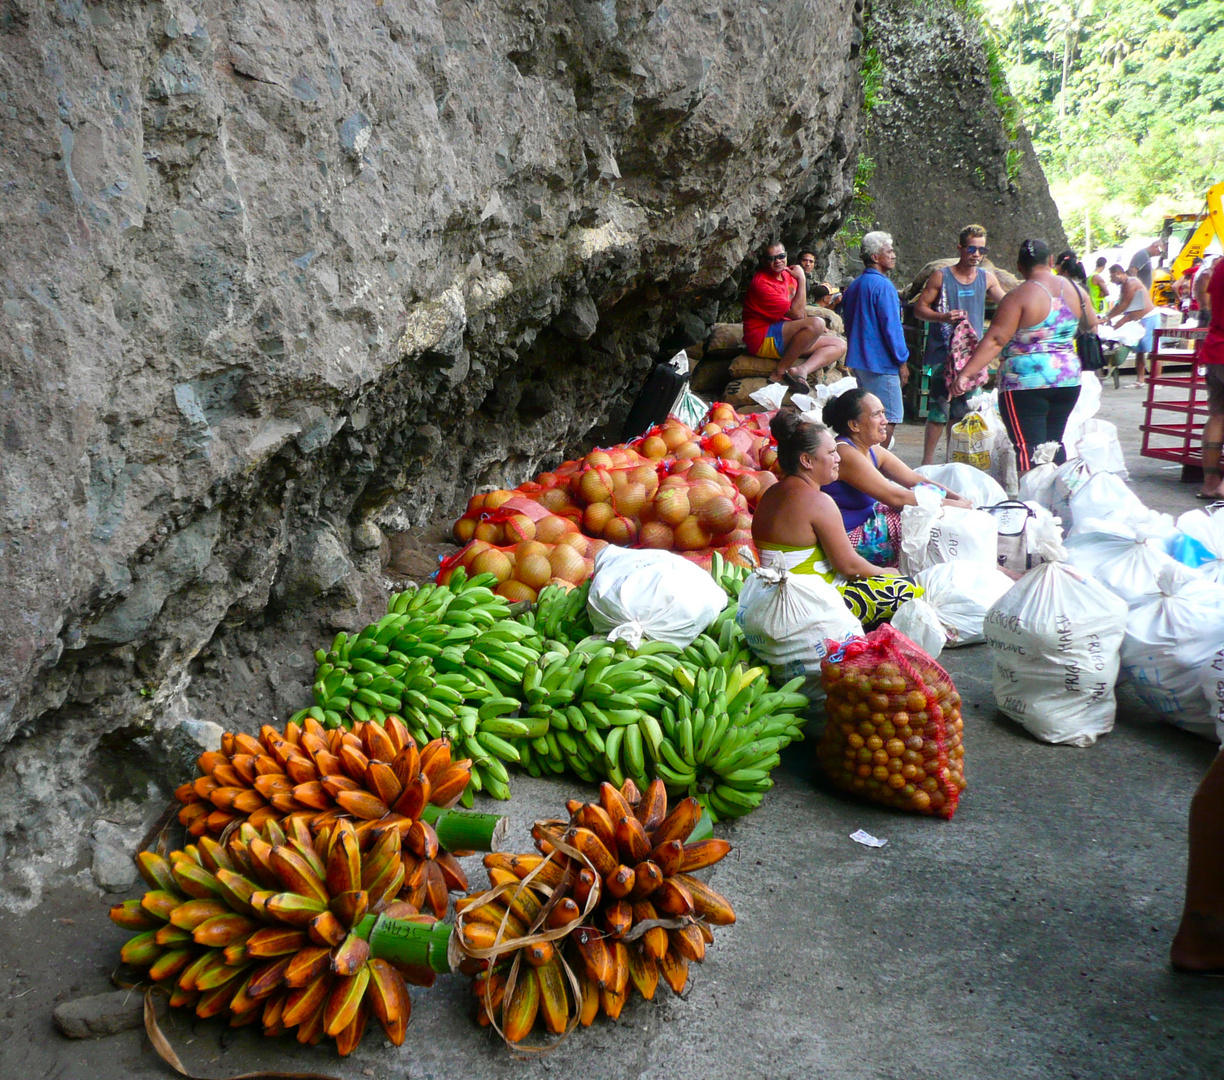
left=861, top=0, right=1066, bottom=282
left=0, top=0, right=866, bottom=906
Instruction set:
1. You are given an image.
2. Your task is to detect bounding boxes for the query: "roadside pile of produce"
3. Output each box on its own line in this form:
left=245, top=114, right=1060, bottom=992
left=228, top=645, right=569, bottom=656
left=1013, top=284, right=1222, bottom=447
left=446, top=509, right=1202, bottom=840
left=275, top=562, right=809, bottom=819
left=446, top=403, right=782, bottom=597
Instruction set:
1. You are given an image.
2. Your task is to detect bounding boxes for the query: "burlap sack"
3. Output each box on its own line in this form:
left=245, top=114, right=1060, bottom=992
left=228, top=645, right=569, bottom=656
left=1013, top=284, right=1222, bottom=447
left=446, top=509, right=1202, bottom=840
left=809, top=362, right=851, bottom=386
left=729, top=354, right=778, bottom=378
left=723, top=377, right=768, bottom=406
left=705, top=322, right=745, bottom=353
left=807, top=305, right=845, bottom=335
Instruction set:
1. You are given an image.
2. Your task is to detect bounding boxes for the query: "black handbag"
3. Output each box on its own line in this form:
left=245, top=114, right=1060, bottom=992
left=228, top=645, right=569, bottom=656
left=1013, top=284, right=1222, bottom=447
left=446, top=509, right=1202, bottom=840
left=1072, top=283, right=1106, bottom=371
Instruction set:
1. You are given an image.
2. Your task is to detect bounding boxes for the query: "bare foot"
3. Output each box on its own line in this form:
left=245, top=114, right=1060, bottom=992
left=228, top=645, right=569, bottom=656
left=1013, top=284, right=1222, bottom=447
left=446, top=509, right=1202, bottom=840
left=1171, top=911, right=1224, bottom=974
left=1196, top=483, right=1224, bottom=499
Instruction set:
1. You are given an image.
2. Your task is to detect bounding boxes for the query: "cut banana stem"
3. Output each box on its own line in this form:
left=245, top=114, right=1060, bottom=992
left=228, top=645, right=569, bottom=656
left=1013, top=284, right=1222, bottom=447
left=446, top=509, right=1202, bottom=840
left=420, top=806, right=507, bottom=853
left=356, top=914, right=454, bottom=975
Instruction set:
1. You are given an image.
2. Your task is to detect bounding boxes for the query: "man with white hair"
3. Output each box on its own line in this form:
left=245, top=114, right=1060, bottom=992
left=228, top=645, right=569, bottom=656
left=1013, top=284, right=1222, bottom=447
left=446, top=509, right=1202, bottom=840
left=842, top=231, right=909, bottom=443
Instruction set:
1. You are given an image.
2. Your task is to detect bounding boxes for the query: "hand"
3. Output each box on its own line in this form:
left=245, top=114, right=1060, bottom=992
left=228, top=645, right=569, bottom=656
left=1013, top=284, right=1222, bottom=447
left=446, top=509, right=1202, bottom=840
left=951, top=373, right=971, bottom=397
left=946, top=309, right=968, bottom=324
left=898, top=363, right=909, bottom=387
left=941, top=492, right=973, bottom=508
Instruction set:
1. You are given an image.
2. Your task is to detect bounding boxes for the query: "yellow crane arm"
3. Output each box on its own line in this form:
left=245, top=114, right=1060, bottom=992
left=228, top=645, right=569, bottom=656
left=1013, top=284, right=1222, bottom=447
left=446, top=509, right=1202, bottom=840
left=1171, top=182, right=1224, bottom=280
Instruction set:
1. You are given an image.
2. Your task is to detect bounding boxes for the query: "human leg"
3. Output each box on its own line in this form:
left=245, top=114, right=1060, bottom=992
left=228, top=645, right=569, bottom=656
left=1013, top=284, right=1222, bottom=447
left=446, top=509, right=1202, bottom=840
left=922, top=369, right=949, bottom=465
left=998, top=388, right=1051, bottom=473
left=792, top=334, right=846, bottom=380
left=1171, top=750, right=1224, bottom=973
left=1040, top=384, right=1082, bottom=460
left=1199, top=367, right=1224, bottom=497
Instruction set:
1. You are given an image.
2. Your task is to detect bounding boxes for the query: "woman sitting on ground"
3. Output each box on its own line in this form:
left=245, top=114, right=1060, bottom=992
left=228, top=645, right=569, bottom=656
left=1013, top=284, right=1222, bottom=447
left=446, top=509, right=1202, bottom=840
left=820, top=388, right=971, bottom=566
left=751, top=411, right=923, bottom=627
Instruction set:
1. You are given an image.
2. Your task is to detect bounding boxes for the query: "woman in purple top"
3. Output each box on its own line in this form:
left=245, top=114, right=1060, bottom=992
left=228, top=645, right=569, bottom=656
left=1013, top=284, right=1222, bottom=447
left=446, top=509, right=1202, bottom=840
left=821, top=388, right=970, bottom=566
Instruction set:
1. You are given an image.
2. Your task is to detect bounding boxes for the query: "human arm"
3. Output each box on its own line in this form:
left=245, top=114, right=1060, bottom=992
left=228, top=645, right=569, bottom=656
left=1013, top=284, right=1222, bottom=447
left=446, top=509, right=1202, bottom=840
left=915, top=269, right=966, bottom=325
left=985, top=271, right=1007, bottom=305
left=786, top=267, right=807, bottom=320
left=810, top=494, right=896, bottom=579
left=1111, top=282, right=1151, bottom=326
left=872, top=276, right=910, bottom=367
left=874, top=446, right=972, bottom=507
left=834, top=442, right=923, bottom=510
left=952, top=287, right=1024, bottom=395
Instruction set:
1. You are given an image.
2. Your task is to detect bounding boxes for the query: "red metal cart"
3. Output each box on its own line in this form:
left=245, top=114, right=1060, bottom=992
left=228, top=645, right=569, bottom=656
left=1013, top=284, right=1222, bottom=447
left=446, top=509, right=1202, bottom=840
left=1140, top=326, right=1209, bottom=481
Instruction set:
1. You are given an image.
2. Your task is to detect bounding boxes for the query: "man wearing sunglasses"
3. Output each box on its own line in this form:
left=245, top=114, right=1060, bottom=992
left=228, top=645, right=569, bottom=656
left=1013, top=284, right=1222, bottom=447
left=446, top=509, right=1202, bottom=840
left=742, top=241, right=847, bottom=393
left=914, top=224, right=1007, bottom=464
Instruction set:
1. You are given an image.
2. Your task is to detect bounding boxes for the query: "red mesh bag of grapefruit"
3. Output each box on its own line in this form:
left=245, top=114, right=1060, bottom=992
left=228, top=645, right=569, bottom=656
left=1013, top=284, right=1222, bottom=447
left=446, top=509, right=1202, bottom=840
left=817, top=624, right=966, bottom=819
left=437, top=533, right=598, bottom=599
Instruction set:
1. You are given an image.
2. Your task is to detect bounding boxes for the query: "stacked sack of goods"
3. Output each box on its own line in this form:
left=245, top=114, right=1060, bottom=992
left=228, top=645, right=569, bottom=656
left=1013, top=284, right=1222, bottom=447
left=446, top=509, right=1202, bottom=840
left=446, top=403, right=784, bottom=599
left=974, top=416, right=1224, bottom=748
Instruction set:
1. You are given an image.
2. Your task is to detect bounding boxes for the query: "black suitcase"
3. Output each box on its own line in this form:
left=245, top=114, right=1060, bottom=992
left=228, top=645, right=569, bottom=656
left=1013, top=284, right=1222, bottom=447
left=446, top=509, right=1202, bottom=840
left=621, top=363, right=689, bottom=441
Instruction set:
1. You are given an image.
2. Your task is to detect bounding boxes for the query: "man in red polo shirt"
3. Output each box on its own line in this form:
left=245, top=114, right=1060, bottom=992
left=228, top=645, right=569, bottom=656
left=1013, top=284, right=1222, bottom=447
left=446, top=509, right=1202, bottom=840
left=1197, top=258, right=1224, bottom=499
left=742, top=240, right=846, bottom=392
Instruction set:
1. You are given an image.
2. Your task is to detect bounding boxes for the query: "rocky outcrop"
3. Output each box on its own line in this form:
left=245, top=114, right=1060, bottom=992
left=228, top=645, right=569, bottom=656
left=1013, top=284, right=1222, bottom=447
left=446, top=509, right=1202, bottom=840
left=861, top=0, right=1066, bottom=281
left=0, top=0, right=865, bottom=907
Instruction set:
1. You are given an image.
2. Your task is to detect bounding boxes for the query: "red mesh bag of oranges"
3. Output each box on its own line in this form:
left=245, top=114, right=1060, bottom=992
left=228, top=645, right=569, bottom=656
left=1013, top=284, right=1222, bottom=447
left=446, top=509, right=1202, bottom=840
left=816, top=624, right=966, bottom=819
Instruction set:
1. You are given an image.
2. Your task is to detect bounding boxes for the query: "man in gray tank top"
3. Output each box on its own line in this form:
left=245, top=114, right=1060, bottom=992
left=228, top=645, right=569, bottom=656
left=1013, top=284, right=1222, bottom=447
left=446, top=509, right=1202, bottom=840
left=914, top=224, right=1007, bottom=464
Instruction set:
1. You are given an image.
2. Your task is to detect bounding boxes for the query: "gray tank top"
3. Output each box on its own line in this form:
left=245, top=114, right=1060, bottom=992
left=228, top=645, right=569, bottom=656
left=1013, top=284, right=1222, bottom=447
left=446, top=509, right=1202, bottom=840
left=924, top=266, right=988, bottom=364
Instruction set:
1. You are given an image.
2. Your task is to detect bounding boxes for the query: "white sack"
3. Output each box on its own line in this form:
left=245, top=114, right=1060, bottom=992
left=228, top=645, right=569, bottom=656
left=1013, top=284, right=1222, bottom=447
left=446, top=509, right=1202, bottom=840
left=736, top=567, right=862, bottom=701
left=1061, top=371, right=1102, bottom=453
left=1064, top=519, right=1195, bottom=609
left=1175, top=507, right=1224, bottom=584
left=1016, top=442, right=1062, bottom=513
left=1050, top=458, right=1095, bottom=530
left=984, top=550, right=1129, bottom=746
left=1070, top=418, right=1129, bottom=479
left=1066, top=472, right=1175, bottom=539
left=914, top=463, right=1006, bottom=508
left=909, top=561, right=1016, bottom=647
left=1196, top=648, right=1224, bottom=746
left=587, top=546, right=727, bottom=649
left=900, top=485, right=999, bottom=576
left=1121, top=564, right=1224, bottom=741
left=891, top=598, right=946, bottom=659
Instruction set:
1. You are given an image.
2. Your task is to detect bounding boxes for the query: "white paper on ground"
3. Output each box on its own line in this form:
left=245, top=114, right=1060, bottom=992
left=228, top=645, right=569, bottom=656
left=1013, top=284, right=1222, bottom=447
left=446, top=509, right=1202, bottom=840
left=850, top=830, right=888, bottom=848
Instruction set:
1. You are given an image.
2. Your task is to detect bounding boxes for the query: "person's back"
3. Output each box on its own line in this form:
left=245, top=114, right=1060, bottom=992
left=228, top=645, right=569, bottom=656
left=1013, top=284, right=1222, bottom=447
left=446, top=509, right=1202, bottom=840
left=999, top=274, right=1080, bottom=392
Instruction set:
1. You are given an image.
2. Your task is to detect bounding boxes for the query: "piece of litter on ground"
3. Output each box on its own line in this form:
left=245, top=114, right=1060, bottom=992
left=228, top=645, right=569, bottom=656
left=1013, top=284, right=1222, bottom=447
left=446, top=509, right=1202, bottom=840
left=850, top=830, right=888, bottom=848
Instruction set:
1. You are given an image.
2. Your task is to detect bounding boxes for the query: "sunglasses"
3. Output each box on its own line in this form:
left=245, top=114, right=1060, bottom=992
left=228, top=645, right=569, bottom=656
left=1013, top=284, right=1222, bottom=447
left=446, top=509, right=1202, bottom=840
left=964, top=245, right=987, bottom=254
left=769, top=253, right=788, bottom=262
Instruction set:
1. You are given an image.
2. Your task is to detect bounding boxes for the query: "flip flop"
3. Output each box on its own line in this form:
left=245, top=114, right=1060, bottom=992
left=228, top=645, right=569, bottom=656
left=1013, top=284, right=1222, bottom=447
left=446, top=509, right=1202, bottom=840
left=1194, top=492, right=1224, bottom=501
left=779, top=370, right=808, bottom=395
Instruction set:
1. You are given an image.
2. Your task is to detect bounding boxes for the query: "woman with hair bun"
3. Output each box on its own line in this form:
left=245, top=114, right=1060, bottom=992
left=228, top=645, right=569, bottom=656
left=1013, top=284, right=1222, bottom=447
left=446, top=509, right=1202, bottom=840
left=953, top=238, right=1097, bottom=472
left=751, top=411, right=923, bottom=627
left=819, top=387, right=969, bottom=566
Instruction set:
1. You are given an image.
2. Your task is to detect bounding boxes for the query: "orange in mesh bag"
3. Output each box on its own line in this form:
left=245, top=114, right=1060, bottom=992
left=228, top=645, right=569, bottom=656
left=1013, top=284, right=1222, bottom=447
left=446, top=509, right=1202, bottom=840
left=817, top=624, right=966, bottom=819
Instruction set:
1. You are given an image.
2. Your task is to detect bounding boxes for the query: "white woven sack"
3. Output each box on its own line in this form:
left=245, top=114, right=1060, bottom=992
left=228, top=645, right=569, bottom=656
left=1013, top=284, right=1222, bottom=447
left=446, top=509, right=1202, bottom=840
left=736, top=567, right=862, bottom=702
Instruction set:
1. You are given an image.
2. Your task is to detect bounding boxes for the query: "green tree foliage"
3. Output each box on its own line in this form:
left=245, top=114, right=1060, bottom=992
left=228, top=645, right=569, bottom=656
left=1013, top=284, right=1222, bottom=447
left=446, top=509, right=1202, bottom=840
left=978, top=0, right=1224, bottom=249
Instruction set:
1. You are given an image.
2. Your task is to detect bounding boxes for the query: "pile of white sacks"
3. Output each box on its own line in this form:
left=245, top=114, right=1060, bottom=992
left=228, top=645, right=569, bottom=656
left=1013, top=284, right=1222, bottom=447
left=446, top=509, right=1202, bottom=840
left=889, top=373, right=1224, bottom=748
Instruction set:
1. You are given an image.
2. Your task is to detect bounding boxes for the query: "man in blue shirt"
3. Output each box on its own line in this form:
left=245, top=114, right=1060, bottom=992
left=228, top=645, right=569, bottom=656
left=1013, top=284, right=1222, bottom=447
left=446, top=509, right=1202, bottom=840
left=842, top=231, right=909, bottom=444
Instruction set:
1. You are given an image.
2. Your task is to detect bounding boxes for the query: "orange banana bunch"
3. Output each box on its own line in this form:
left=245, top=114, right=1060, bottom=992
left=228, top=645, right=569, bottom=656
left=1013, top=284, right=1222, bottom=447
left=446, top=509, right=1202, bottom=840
left=457, top=849, right=588, bottom=1040
left=561, top=779, right=734, bottom=1023
left=459, top=778, right=735, bottom=1042
left=174, top=718, right=473, bottom=916
left=110, top=816, right=440, bottom=1055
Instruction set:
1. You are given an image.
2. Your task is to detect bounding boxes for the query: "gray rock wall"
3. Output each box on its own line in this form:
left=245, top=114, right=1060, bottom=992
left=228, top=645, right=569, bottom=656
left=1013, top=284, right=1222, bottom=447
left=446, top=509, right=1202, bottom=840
left=0, top=0, right=864, bottom=906
left=861, top=0, right=1067, bottom=282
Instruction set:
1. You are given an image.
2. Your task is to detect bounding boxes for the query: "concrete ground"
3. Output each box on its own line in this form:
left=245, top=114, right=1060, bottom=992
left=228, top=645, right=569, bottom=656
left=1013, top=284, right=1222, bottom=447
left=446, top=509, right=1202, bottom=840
left=2, top=382, right=1221, bottom=1080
